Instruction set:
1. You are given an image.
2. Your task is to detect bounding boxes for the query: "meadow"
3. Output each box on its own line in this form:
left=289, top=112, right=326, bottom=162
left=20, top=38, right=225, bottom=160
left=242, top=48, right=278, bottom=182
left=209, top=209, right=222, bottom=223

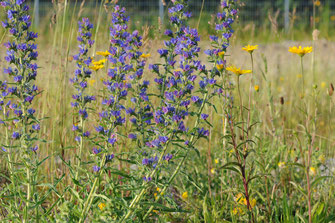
left=0, top=0, right=335, bottom=222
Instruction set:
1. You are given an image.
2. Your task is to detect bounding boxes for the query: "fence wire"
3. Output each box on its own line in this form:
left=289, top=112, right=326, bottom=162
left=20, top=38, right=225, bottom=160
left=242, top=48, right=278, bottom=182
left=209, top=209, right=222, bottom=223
left=18, top=0, right=335, bottom=29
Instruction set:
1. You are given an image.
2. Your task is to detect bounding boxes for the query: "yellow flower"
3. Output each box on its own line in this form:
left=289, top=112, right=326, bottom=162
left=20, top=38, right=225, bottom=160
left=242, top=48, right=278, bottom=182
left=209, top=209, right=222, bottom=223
left=98, top=203, right=106, bottom=210
left=234, top=193, right=256, bottom=210
left=331, top=15, right=335, bottom=21
left=288, top=46, right=313, bottom=57
left=321, top=82, right=326, bottom=88
left=156, top=187, right=164, bottom=196
left=235, top=193, right=246, bottom=205
left=90, top=65, right=104, bottom=71
left=278, top=162, right=286, bottom=169
left=216, top=64, right=224, bottom=71
left=242, top=44, right=258, bottom=53
left=181, top=191, right=188, bottom=199
left=309, top=167, right=316, bottom=176
left=96, top=50, right=111, bottom=57
left=215, top=159, right=219, bottom=164
left=254, top=85, right=259, bottom=92
left=92, top=59, right=106, bottom=66
left=88, top=79, right=96, bottom=86
left=140, top=53, right=151, bottom=59
left=314, top=0, right=321, bottom=6
left=210, top=168, right=215, bottom=174
left=226, top=65, right=252, bottom=76
left=218, top=51, right=225, bottom=58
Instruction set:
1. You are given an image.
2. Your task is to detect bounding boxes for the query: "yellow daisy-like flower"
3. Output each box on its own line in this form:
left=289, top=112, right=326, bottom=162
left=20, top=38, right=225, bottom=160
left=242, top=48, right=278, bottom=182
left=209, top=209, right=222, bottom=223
left=92, top=59, right=106, bottom=66
left=242, top=44, right=258, bottom=53
left=331, top=15, right=335, bottom=21
left=98, top=203, right=106, bottom=210
left=288, top=46, right=313, bottom=57
left=218, top=51, right=225, bottom=58
left=140, top=53, right=151, bottom=59
left=210, top=168, right=215, bottom=174
left=278, top=162, right=286, bottom=169
left=254, top=85, right=259, bottom=92
left=90, top=65, right=104, bottom=71
left=216, top=64, right=224, bottom=71
left=314, top=0, right=321, bottom=6
left=214, top=159, right=219, bottom=164
left=96, top=50, right=111, bottom=57
left=181, top=191, right=188, bottom=199
left=226, top=65, right=252, bottom=76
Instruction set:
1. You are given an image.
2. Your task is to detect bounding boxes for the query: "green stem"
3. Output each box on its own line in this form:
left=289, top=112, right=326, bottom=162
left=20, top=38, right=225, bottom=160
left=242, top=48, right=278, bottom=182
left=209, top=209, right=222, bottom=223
left=142, top=93, right=209, bottom=220
left=301, top=56, right=305, bottom=96
left=78, top=156, right=106, bottom=223
left=75, top=117, right=85, bottom=181
left=247, top=53, right=254, bottom=135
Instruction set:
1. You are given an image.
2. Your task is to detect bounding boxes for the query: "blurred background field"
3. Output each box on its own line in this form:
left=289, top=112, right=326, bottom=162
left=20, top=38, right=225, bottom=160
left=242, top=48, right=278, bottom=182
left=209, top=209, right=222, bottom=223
left=1, top=0, right=335, bottom=222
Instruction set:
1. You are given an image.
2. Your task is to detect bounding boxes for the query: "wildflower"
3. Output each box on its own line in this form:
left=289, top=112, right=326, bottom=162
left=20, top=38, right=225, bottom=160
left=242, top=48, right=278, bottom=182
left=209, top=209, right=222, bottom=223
left=278, top=161, right=286, bottom=169
left=215, top=159, right=219, bottom=164
left=309, top=167, right=316, bottom=176
left=181, top=191, right=188, bottom=199
left=71, top=18, right=95, bottom=182
left=210, top=168, right=215, bottom=174
left=90, top=64, right=104, bottom=71
left=321, top=82, right=326, bottom=88
left=92, top=59, right=106, bottom=66
left=254, top=85, right=259, bottom=92
left=140, top=53, right=151, bottom=59
left=288, top=46, right=313, bottom=57
left=314, top=0, right=321, bottom=6
left=98, top=203, right=106, bottom=210
left=96, top=50, right=111, bottom=57
left=93, top=166, right=100, bottom=172
left=242, top=44, right=258, bottom=53
left=218, top=51, right=225, bottom=58
left=226, top=65, right=252, bottom=76
left=216, top=64, right=224, bottom=71
left=331, top=15, right=335, bottom=21
left=234, top=193, right=256, bottom=210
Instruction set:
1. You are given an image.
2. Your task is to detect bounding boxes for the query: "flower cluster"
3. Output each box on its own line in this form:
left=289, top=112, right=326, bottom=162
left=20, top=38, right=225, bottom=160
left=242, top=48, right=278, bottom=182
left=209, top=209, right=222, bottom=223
left=205, top=0, right=238, bottom=74
left=70, top=18, right=95, bottom=163
left=1, top=0, right=40, bottom=152
left=151, top=0, right=210, bottom=150
left=94, top=5, right=138, bottom=165
left=1, top=0, right=42, bottom=220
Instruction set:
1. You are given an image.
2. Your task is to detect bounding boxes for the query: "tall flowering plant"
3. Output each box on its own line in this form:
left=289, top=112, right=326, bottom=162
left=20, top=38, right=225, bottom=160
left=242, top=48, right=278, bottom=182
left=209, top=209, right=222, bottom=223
left=1, top=0, right=43, bottom=221
left=207, top=1, right=257, bottom=221
left=77, top=5, right=143, bottom=222
left=120, top=0, right=217, bottom=221
left=70, top=17, right=95, bottom=182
